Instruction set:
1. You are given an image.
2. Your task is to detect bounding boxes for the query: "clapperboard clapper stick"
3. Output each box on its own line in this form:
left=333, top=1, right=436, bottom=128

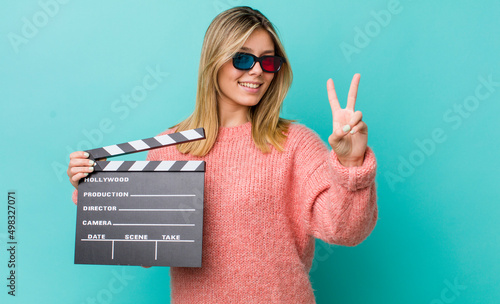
left=74, top=128, right=206, bottom=267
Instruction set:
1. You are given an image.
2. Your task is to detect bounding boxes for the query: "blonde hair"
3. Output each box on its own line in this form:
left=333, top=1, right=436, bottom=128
left=175, top=6, right=293, bottom=156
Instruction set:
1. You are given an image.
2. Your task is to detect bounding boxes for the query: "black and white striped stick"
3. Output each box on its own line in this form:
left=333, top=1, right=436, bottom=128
left=94, top=160, right=205, bottom=172
left=85, top=128, right=205, bottom=160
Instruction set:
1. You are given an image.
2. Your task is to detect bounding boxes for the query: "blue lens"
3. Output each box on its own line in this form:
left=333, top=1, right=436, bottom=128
left=233, top=53, right=254, bottom=70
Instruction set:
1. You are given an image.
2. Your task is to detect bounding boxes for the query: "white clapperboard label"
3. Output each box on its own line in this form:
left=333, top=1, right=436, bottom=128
left=75, top=128, right=205, bottom=267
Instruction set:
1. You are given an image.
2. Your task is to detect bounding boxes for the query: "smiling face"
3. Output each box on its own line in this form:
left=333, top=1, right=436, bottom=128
left=216, top=28, right=276, bottom=115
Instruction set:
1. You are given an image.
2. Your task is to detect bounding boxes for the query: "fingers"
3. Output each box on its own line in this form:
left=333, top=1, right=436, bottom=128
left=345, top=111, right=367, bottom=136
left=68, top=158, right=95, bottom=175
left=71, top=172, right=91, bottom=183
left=346, top=73, right=361, bottom=111
left=335, top=111, right=363, bottom=133
left=67, top=151, right=94, bottom=189
left=70, top=151, right=90, bottom=159
left=350, top=121, right=368, bottom=135
left=329, top=127, right=348, bottom=144
left=70, top=163, right=95, bottom=177
left=327, top=78, right=341, bottom=113
left=70, top=157, right=95, bottom=167
left=330, top=111, right=365, bottom=141
left=347, top=111, right=363, bottom=129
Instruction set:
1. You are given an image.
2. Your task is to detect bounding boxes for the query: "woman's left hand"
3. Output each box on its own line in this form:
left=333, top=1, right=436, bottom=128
left=327, top=73, right=368, bottom=167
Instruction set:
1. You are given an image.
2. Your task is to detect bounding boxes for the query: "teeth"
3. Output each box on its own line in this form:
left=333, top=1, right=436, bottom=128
left=239, top=82, right=261, bottom=89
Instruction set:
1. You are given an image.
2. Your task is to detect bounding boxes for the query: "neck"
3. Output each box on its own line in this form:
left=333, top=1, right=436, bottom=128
left=219, top=114, right=249, bottom=128
left=217, top=101, right=250, bottom=128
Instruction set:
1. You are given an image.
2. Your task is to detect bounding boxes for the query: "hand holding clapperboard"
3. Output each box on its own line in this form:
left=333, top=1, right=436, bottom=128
left=74, top=128, right=206, bottom=267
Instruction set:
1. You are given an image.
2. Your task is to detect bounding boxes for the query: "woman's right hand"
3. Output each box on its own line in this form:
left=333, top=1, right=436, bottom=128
left=67, top=151, right=97, bottom=189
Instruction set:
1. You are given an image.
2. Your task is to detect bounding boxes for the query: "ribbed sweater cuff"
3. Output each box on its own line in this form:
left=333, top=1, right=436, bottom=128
left=330, top=146, right=377, bottom=191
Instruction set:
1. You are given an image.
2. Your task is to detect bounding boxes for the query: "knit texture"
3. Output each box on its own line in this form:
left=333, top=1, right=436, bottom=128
left=72, top=122, right=378, bottom=303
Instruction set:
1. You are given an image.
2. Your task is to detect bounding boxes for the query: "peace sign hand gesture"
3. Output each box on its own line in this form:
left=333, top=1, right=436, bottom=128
left=327, top=74, right=368, bottom=167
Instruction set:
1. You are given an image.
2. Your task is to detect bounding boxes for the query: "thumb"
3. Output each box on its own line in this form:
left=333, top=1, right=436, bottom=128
left=329, top=125, right=350, bottom=145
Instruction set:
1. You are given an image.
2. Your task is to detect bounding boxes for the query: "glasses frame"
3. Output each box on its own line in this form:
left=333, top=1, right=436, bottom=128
left=232, top=52, right=285, bottom=73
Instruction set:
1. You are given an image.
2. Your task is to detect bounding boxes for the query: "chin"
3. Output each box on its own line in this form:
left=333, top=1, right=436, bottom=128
left=239, top=98, right=261, bottom=107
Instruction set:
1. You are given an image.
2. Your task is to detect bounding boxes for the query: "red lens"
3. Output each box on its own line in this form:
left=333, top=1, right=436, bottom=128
left=261, top=57, right=281, bottom=72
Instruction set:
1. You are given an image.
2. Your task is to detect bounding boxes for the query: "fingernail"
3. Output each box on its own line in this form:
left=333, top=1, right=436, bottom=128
left=350, top=129, right=355, bottom=134
left=89, top=160, right=95, bottom=165
left=83, top=152, right=89, bottom=158
left=83, top=173, right=88, bottom=177
left=342, top=125, right=351, bottom=133
left=88, top=167, right=94, bottom=172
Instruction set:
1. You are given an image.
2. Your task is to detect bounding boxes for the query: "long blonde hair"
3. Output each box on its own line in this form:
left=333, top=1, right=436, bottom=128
left=175, top=6, right=293, bottom=156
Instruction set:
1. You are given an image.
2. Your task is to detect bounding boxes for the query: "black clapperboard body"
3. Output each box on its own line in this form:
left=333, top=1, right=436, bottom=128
left=74, top=128, right=205, bottom=267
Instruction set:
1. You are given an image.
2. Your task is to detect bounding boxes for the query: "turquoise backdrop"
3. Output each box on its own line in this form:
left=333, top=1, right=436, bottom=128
left=1, top=1, right=499, bottom=303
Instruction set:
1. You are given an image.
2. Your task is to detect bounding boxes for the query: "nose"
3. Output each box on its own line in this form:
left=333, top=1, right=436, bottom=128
left=248, top=60, right=264, bottom=76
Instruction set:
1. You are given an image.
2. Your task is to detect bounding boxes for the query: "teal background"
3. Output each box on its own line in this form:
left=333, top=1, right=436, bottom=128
left=1, top=0, right=499, bottom=303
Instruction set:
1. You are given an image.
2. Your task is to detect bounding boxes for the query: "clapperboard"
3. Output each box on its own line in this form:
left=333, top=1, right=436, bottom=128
left=74, top=128, right=206, bottom=267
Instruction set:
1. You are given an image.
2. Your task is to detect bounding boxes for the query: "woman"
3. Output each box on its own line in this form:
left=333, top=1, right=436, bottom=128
left=68, top=6, right=378, bottom=303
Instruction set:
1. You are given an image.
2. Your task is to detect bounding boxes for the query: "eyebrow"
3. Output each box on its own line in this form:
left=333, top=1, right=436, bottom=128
left=240, top=46, right=275, bottom=55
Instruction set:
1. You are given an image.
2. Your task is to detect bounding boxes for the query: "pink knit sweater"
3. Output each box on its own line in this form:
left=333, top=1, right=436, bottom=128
left=73, top=122, right=378, bottom=303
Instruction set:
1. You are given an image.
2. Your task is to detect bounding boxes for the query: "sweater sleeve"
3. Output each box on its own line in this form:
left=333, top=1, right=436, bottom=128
left=291, top=125, right=378, bottom=247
